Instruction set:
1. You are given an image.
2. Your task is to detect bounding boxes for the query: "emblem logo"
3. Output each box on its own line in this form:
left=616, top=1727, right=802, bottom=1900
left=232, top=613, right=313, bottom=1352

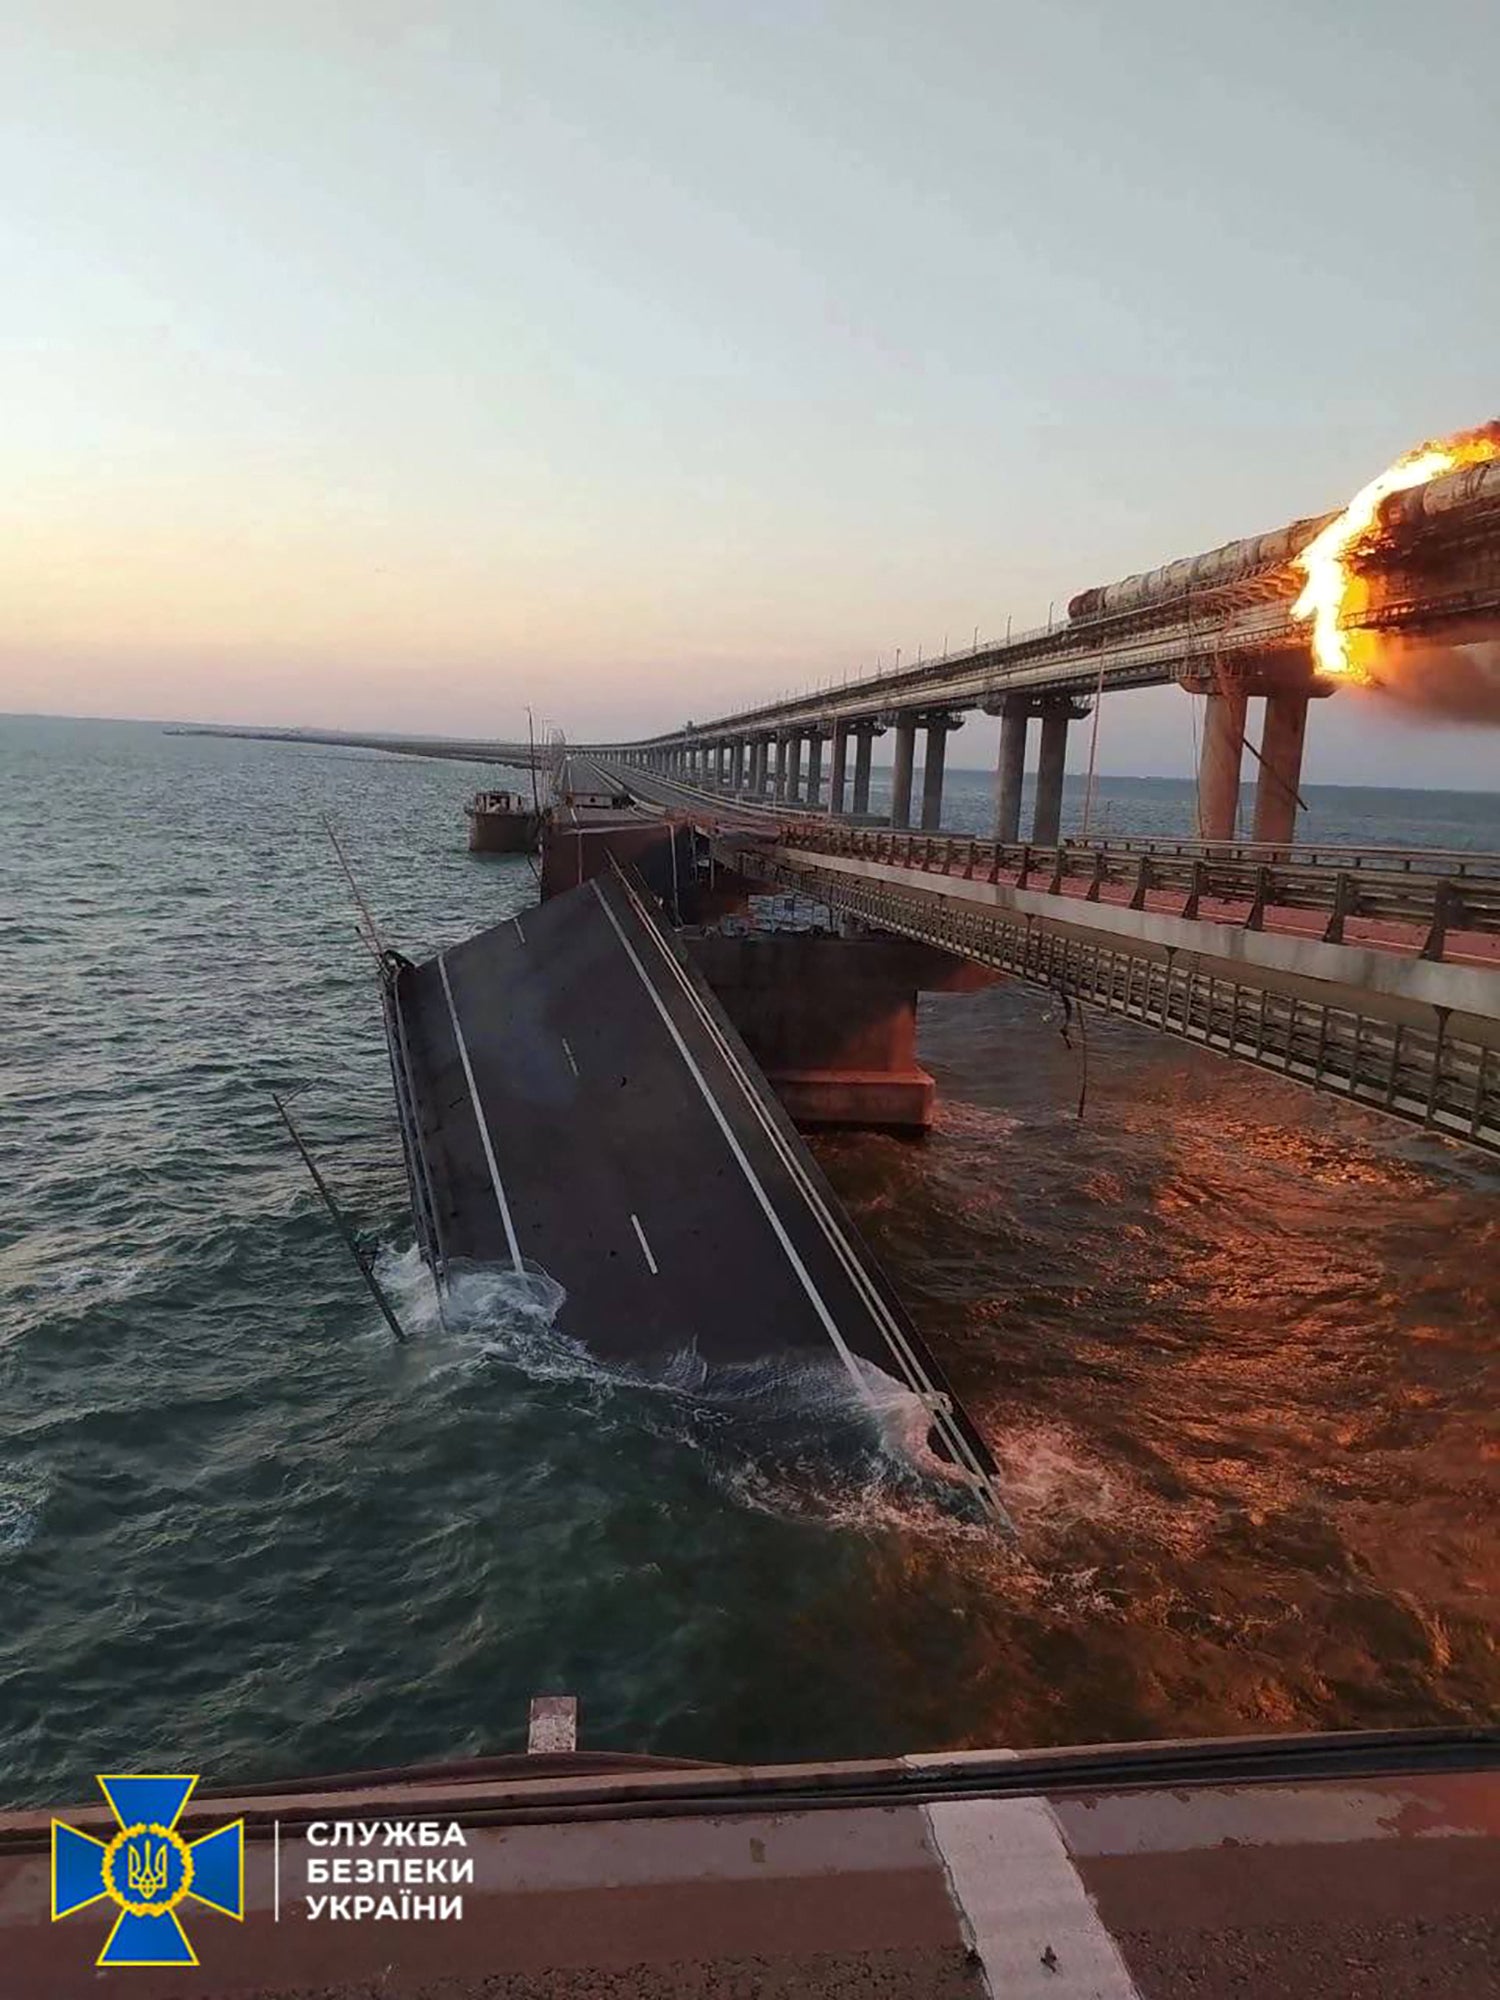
left=52, top=1774, right=244, bottom=1966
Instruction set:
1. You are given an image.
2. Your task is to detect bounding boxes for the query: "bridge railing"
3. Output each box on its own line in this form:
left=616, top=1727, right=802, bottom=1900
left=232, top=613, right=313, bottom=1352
left=773, top=826, right=1500, bottom=963
left=1057, top=835, right=1500, bottom=878
left=723, top=846, right=1499, bottom=1158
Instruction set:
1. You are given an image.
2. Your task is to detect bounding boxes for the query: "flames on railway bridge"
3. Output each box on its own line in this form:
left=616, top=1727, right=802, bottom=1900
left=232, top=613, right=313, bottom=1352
left=1294, top=420, right=1500, bottom=722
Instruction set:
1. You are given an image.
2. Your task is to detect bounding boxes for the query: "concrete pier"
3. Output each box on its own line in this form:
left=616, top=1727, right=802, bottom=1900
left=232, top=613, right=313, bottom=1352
left=1033, top=702, right=1070, bottom=844
left=1254, top=687, right=1310, bottom=848
left=994, top=695, right=1028, bottom=842
left=1198, top=686, right=1248, bottom=842
left=806, top=732, right=824, bottom=807
left=890, top=717, right=917, bottom=828
left=687, top=933, right=940, bottom=1132
left=851, top=725, right=875, bottom=814
left=786, top=732, right=804, bottom=803
left=828, top=724, right=849, bottom=814
left=919, top=715, right=960, bottom=831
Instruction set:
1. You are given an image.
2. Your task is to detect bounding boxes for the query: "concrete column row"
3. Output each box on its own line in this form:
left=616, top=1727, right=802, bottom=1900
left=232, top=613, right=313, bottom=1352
left=1194, top=685, right=1313, bottom=845
left=646, top=676, right=1312, bottom=849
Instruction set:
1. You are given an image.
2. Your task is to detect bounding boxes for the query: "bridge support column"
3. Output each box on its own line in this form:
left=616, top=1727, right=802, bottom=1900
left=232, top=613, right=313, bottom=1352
left=786, top=733, right=804, bottom=803
left=1198, top=687, right=1248, bottom=842
left=828, top=724, right=849, bottom=814
left=731, top=741, right=745, bottom=792
left=890, top=718, right=916, bottom=827
left=1033, top=703, right=1070, bottom=845
left=773, top=737, right=787, bottom=802
left=919, top=715, right=961, bottom=831
left=806, top=734, right=824, bottom=806
left=994, top=696, right=1028, bottom=842
left=1253, top=689, right=1309, bottom=850
left=852, top=728, right=875, bottom=814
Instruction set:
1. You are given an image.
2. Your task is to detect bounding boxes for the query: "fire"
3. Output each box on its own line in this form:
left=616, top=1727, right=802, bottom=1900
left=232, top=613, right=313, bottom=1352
left=1292, top=427, right=1500, bottom=680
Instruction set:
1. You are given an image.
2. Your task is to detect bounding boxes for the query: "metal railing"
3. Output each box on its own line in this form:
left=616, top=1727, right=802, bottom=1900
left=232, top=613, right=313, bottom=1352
left=777, top=826, right=1500, bottom=963
left=1058, top=834, right=1500, bottom=878
left=725, top=848, right=1500, bottom=1158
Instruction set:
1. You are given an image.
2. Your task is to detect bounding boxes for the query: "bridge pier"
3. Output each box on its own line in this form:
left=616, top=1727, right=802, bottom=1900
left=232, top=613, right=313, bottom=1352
left=1253, top=689, right=1310, bottom=848
left=1198, top=687, right=1248, bottom=842
left=994, top=695, right=1028, bottom=842
left=786, top=732, right=805, bottom=803
left=829, top=724, right=849, bottom=814
left=806, top=732, right=824, bottom=807
left=731, top=740, right=746, bottom=792
left=686, top=934, right=954, bottom=1133
left=920, top=714, right=962, bottom=831
left=851, top=724, right=877, bottom=814
left=773, top=736, right=788, bottom=802
left=1033, top=702, right=1071, bottom=845
left=890, top=717, right=917, bottom=827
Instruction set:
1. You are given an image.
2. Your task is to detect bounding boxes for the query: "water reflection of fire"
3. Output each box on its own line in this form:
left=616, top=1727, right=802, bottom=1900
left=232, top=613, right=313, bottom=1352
left=1292, top=424, right=1500, bottom=683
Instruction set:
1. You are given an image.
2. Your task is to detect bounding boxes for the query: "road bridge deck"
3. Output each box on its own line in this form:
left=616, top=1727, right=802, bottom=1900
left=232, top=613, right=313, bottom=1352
left=387, top=863, right=1003, bottom=1512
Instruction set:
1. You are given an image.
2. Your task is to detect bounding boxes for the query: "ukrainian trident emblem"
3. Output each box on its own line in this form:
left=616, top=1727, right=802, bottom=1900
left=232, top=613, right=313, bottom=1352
left=52, top=1774, right=244, bottom=1966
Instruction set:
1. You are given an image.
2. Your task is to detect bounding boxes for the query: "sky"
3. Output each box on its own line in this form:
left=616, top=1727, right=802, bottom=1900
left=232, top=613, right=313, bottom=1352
left=4, top=1, right=1498, bottom=784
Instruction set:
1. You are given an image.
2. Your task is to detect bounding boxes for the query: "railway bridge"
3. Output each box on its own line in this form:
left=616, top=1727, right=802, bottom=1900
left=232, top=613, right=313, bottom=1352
left=583, top=455, right=1500, bottom=850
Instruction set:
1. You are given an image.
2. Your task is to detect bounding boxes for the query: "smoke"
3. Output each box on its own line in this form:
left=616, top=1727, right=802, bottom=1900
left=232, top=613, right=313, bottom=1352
left=1361, top=636, right=1500, bottom=725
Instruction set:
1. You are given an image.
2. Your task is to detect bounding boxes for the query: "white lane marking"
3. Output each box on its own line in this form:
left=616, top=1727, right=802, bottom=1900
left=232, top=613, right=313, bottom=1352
left=629, top=1212, right=659, bottom=1274
left=560, top=1036, right=579, bottom=1077
left=924, top=1798, right=1142, bottom=2000
left=514, top=917, right=526, bottom=944
left=437, top=952, right=525, bottom=1274
left=611, top=867, right=1006, bottom=1519
left=591, top=879, right=870, bottom=1402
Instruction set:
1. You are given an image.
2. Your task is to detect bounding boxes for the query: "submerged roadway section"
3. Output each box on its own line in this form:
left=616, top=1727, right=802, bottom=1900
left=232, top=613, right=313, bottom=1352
left=389, top=863, right=1004, bottom=1516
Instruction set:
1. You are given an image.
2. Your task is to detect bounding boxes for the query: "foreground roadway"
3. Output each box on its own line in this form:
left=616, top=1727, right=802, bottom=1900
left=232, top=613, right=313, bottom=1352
left=388, top=861, right=1003, bottom=1509
left=6, top=1731, right=1496, bottom=1997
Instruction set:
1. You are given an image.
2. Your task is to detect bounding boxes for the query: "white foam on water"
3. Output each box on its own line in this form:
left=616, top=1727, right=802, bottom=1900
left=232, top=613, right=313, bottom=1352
left=371, top=1244, right=1010, bottom=1535
left=991, top=1422, right=1121, bottom=1532
left=34, top=1258, right=151, bottom=1304
left=0, top=1474, right=46, bottom=1555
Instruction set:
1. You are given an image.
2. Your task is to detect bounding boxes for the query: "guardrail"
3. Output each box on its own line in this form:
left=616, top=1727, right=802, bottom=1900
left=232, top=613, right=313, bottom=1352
left=724, top=847, right=1500, bottom=1158
left=779, top=826, right=1500, bottom=963
left=1057, top=835, right=1500, bottom=878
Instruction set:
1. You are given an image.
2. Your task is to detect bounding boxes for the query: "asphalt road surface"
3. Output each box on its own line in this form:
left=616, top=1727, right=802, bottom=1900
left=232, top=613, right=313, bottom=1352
left=392, top=864, right=1001, bottom=1511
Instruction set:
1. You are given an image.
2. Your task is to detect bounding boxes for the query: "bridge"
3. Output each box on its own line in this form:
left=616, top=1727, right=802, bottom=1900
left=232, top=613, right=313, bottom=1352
left=564, top=752, right=1499, bottom=1159
left=507, top=457, right=1496, bottom=1159
left=580, top=454, right=1500, bottom=849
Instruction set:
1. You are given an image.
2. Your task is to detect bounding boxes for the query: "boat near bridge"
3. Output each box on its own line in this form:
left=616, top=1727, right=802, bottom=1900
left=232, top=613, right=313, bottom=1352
left=464, top=787, right=541, bottom=854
